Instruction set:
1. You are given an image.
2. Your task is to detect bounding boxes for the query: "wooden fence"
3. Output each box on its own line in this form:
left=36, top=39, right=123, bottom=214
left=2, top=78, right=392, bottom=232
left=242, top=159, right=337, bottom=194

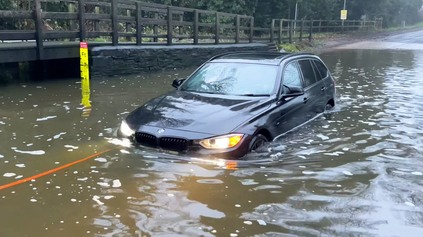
left=0, top=0, right=381, bottom=60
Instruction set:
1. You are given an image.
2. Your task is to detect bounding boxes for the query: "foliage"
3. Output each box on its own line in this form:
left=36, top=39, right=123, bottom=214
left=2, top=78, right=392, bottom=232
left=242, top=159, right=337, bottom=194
left=144, top=0, right=422, bottom=27
left=0, top=0, right=421, bottom=30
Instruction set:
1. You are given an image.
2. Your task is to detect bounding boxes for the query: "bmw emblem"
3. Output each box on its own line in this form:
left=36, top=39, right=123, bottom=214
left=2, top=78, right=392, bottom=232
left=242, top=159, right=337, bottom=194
left=157, top=128, right=165, bottom=134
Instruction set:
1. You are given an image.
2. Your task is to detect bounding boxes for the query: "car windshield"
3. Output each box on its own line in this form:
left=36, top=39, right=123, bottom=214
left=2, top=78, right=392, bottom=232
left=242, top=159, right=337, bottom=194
left=180, top=62, right=279, bottom=96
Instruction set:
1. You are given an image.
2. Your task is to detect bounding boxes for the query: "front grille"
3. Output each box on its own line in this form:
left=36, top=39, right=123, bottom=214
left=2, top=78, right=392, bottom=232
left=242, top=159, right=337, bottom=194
left=160, top=137, right=188, bottom=151
left=135, top=132, right=158, bottom=147
left=134, top=132, right=188, bottom=152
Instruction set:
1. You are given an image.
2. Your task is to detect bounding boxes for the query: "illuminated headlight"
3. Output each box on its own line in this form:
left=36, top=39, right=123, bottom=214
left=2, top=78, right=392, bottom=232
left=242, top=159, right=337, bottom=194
left=119, top=120, right=135, bottom=137
left=199, top=134, right=244, bottom=149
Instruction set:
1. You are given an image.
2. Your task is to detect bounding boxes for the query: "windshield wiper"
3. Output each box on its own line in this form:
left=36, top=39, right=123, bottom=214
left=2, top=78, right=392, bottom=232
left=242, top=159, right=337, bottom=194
left=239, top=94, right=270, bottom=97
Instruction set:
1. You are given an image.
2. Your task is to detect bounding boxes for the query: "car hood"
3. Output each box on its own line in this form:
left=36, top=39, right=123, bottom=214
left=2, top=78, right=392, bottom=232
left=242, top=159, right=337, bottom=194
left=126, top=90, right=273, bottom=135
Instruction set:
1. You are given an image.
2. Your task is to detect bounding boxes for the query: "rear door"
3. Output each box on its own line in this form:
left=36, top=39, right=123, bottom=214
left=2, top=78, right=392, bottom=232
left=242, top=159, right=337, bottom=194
left=312, top=59, right=335, bottom=103
left=298, top=59, right=326, bottom=117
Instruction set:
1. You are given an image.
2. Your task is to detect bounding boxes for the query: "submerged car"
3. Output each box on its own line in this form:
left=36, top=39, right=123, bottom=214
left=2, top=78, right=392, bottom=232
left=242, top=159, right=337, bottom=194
left=118, top=51, right=336, bottom=159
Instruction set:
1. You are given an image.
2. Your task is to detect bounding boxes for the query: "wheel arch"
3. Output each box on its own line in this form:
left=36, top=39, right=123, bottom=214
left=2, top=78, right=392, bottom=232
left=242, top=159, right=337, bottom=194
left=254, top=128, right=272, bottom=142
left=327, top=98, right=335, bottom=107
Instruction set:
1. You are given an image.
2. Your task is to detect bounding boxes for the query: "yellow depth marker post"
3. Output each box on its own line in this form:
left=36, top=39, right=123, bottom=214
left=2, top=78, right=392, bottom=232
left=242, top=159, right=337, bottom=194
left=80, top=42, right=91, bottom=115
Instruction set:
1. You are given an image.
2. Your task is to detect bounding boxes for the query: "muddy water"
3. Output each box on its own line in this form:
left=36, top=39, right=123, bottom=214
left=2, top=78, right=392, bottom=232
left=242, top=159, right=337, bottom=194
left=1, top=49, right=423, bottom=236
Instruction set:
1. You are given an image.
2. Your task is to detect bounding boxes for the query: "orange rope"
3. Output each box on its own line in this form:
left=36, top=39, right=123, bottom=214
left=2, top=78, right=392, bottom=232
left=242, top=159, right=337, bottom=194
left=0, top=149, right=114, bottom=191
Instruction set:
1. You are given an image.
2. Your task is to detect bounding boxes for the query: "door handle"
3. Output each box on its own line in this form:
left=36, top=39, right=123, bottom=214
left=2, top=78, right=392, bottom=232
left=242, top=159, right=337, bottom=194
left=321, top=86, right=326, bottom=91
left=303, top=98, right=308, bottom=103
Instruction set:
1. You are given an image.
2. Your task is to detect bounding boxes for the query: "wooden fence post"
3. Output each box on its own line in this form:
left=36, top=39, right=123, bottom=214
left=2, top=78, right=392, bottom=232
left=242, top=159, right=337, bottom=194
left=126, top=9, right=131, bottom=41
left=94, top=5, right=99, bottom=32
left=136, top=1, right=142, bottom=45
left=78, top=0, right=86, bottom=42
left=167, top=6, right=173, bottom=45
left=235, top=15, right=240, bottom=44
left=34, top=0, right=44, bottom=60
left=249, top=17, right=254, bottom=43
left=299, top=20, right=304, bottom=41
left=68, top=2, right=76, bottom=41
left=288, top=20, right=293, bottom=43
left=193, top=10, right=199, bottom=44
left=278, top=19, right=283, bottom=44
left=270, top=19, right=275, bottom=42
left=308, top=20, right=312, bottom=42
left=111, top=0, right=118, bottom=45
left=151, top=13, right=157, bottom=42
left=215, top=12, right=220, bottom=44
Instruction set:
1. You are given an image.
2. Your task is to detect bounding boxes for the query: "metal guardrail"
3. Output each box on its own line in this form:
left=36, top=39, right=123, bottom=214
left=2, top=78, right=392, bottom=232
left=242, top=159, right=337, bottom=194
left=0, top=0, right=381, bottom=61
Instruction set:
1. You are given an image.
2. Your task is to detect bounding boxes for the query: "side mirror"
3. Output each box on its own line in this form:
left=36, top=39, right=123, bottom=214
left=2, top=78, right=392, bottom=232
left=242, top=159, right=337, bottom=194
left=281, top=86, right=304, bottom=99
left=172, top=79, right=186, bottom=88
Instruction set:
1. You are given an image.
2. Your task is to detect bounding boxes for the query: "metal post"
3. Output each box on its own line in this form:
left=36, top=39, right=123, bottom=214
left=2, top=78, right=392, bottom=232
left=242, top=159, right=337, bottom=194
left=342, top=0, right=346, bottom=31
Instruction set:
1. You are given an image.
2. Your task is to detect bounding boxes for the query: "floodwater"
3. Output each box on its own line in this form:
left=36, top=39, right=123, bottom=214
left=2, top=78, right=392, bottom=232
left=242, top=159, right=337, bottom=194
left=1, top=46, right=423, bottom=237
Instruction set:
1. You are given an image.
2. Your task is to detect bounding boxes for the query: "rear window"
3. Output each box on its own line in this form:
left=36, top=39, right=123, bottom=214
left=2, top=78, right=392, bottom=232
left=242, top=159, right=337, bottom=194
left=298, top=60, right=317, bottom=87
left=312, top=59, right=329, bottom=80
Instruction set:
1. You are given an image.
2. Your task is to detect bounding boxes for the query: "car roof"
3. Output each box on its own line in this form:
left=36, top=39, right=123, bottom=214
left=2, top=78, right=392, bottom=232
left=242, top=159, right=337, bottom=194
left=208, top=51, right=318, bottom=65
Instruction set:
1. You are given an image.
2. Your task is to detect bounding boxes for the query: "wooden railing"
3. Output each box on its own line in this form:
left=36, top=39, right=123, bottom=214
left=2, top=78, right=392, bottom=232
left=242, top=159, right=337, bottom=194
left=0, top=0, right=381, bottom=60
left=270, top=19, right=381, bottom=44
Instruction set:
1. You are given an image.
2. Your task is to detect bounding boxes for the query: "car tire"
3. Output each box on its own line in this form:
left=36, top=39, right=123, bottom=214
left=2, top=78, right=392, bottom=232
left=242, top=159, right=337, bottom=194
left=325, top=103, right=334, bottom=111
left=249, top=134, right=269, bottom=152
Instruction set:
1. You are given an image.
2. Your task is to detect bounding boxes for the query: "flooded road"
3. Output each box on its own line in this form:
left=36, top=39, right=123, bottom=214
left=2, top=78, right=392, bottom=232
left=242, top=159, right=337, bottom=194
left=2, top=36, right=423, bottom=236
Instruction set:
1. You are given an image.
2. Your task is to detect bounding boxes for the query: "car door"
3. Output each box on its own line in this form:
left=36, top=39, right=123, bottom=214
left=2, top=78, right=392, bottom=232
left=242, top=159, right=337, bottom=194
left=271, top=61, right=309, bottom=136
left=298, top=59, right=326, bottom=118
left=312, top=59, right=335, bottom=104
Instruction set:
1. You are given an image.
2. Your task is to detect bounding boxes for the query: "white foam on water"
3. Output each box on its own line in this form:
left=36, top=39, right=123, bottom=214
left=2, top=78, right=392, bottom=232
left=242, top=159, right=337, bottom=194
left=64, top=145, right=79, bottom=150
left=97, top=182, right=110, bottom=187
left=53, top=132, right=66, bottom=139
left=92, top=195, right=104, bottom=205
left=94, top=158, right=107, bottom=163
left=15, top=164, right=26, bottom=168
left=316, top=134, right=329, bottom=140
left=3, top=173, right=16, bottom=177
left=112, top=179, right=122, bottom=188
left=36, top=116, right=57, bottom=122
left=343, top=171, right=353, bottom=176
left=257, top=220, right=267, bottom=226
left=13, top=149, right=45, bottom=155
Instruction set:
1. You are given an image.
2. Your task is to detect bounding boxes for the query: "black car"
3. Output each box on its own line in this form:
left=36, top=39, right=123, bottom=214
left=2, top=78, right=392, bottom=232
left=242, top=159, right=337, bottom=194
left=118, top=51, right=336, bottom=159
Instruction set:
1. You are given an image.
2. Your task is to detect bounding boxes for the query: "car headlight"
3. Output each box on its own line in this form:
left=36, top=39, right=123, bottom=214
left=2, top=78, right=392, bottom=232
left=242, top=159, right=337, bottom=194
left=119, top=120, right=135, bottom=137
left=199, top=134, right=244, bottom=149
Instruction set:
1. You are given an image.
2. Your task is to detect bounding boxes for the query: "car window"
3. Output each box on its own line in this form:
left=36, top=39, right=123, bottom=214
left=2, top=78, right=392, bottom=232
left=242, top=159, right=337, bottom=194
left=298, top=60, right=317, bottom=87
left=312, top=59, right=329, bottom=80
left=282, top=62, right=302, bottom=94
left=181, top=62, right=278, bottom=96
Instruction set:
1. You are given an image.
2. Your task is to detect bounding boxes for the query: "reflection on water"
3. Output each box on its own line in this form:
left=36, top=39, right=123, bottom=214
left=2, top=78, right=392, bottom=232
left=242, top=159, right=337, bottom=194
left=1, top=50, right=423, bottom=236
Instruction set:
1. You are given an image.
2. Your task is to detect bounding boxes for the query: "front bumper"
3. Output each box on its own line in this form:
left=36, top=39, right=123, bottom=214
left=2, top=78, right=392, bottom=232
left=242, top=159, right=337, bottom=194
left=122, top=125, right=252, bottom=159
